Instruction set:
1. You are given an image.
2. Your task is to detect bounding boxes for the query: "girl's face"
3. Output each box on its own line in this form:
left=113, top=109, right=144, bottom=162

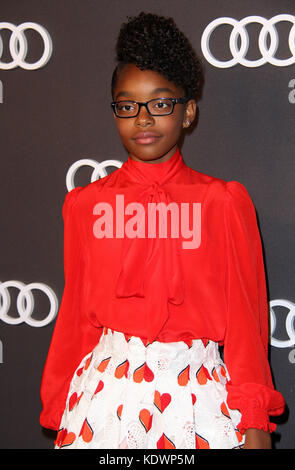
left=112, top=64, right=196, bottom=163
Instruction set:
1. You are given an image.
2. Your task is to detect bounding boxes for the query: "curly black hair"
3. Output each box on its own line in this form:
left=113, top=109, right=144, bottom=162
left=111, top=12, right=202, bottom=100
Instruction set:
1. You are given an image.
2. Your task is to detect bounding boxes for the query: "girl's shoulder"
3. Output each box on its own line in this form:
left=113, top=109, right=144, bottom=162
left=66, top=168, right=120, bottom=203
left=186, top=166, right=254, bottom=209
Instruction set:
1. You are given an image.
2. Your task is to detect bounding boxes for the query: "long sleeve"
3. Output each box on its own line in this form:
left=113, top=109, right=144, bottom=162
left=39, top=187, right=102, bottom=431
left=223, top=181, right=285, bottom=434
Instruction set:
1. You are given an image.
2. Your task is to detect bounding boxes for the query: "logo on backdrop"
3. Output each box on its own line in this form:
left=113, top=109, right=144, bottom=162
left=66, top=158, right=122, bottom=191
left=201, top=14, right=295, bottom=68
left=270, top=299, right=295, bottom=364
left=0, top=22, right=52, bottom=70
left=0, top=280, right=58, bottom=327
left=289, top=78, right=295, bottom=103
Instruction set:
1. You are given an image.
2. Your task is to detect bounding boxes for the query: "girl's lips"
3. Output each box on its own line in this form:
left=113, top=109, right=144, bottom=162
left=133, top=132, right=162, bottom=145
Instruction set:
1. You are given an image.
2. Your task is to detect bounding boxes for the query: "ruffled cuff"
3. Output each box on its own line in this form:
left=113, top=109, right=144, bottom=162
left=226, top=381, right=285, bottom=435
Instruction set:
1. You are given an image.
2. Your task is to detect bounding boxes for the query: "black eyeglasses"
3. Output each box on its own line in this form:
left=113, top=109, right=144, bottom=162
left=111, top=97, right=189, bottom=118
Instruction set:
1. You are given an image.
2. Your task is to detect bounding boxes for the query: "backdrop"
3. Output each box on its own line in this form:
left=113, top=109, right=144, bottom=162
left=0, top=0, right=294, bottom=449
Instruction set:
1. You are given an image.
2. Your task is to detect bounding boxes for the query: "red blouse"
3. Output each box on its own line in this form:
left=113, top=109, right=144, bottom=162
left=40, top=147, right=285, bottom=433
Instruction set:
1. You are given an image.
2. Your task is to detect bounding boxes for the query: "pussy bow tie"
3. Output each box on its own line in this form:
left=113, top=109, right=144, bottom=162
left=115, top=149, right=186, bottom=341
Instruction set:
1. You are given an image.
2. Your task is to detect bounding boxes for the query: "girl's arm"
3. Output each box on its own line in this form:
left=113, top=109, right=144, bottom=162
left=40, top=187, right=102, bottom=431
left=222, top=181, right=285, bottom=441
left=244, top=429, right=271, bottom=449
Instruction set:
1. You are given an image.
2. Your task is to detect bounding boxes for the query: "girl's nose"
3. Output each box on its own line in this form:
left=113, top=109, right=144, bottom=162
left=135, top=105, right=154, bottom=127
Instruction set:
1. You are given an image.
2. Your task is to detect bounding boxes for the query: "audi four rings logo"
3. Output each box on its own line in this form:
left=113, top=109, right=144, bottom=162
left=270, top=299, right=295, bottom=349
left=201, top=14, right=295, bottom=68
left=0, top=280, right=58, bottom=327
left=66, top=158, right=122, bottom=191
left=0, top=22, right=52, bottom=70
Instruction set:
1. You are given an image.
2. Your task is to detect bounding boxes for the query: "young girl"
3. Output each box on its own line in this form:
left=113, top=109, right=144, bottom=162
left=40, top=12, right=285, bottom=449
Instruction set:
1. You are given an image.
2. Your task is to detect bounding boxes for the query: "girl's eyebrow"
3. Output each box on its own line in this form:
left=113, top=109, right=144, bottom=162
left=115, top=87, right=175, bottom=100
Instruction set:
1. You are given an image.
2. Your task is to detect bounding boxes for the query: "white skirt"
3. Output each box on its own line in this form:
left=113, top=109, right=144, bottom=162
left=54, top=327, right=245, bottom=449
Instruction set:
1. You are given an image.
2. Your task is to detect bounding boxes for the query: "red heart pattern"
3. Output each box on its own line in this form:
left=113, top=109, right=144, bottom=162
left=139, top=409, right=153, bottom=432
left=153, top=390, right=171, bottom=413
left=55, top=428, right=76, bottom=448
left=133, top=362, right=155, bottom=383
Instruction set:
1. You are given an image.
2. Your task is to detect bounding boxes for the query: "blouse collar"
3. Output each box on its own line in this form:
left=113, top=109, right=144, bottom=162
left=120, top=147, right=186, bottom=185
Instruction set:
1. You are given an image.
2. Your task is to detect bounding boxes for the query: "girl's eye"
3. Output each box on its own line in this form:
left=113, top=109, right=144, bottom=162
left=151, top=100, right=173, bottom=113
left=117, top=103, right=135, bottom=112
left=155, top=101, right=168, bottom=109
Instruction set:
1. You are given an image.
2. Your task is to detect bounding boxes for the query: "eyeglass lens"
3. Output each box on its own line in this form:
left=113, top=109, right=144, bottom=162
left=115, top=98, right=174, bottom=117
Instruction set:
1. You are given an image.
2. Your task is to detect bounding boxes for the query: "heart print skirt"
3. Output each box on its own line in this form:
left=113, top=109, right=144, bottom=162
left=54, top=327, right=245, bottom=449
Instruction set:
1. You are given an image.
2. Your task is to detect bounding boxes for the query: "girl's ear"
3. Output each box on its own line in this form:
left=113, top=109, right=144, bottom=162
left=182, top=99, right=197, bottom=128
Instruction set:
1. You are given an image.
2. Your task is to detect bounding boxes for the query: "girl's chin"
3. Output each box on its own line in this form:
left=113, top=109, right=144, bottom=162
left=126, top=143, right=177, bottom=162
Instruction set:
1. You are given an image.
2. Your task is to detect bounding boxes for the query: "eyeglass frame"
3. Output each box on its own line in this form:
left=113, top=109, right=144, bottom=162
left=110, top=97, right=189, bottom=118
